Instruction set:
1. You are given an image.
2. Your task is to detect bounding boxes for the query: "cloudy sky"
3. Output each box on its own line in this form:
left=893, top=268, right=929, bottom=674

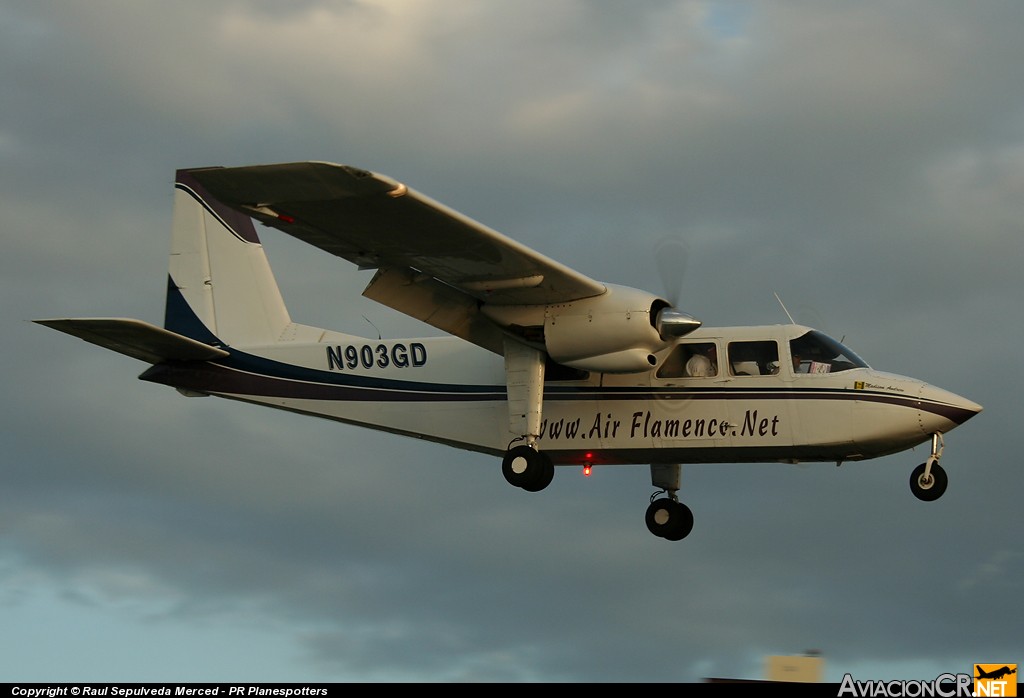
left=3, top=0, right=1021, bottom=684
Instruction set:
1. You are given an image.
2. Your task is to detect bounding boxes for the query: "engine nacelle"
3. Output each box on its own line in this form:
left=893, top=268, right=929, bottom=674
left=543, top=284, right=681, bottom=373
left=481, top=283, right=701, bottom=374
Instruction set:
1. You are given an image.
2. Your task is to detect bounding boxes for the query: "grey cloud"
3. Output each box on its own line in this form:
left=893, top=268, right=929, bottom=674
left=2, top=0, right=1019, bottom=683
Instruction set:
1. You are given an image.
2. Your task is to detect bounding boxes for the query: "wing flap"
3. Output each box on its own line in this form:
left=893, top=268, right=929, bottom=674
left=188, top=162, right=607, bottom=306
left=34, top=318, right=229, bottom=364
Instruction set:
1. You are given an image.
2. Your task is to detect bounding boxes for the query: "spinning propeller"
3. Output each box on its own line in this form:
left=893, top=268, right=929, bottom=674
left=653, top=236, right=701, bottom=339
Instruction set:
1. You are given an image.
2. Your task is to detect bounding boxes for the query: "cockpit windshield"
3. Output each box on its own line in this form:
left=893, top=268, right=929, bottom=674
left=789, top=330, right=868, bottom=374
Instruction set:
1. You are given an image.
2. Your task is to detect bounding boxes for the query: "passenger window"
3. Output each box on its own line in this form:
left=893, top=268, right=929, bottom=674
left=657, top=343, right=718, bottom=378
left=727, top=341, right=780, bottom=376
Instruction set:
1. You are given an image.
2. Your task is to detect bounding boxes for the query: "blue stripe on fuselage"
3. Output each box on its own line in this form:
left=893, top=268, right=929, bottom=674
left=137, top=347, right=973, bottom=425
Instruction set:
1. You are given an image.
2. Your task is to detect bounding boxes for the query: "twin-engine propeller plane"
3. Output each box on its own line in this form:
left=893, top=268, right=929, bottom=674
left=36, top=162, right=982, bottom=540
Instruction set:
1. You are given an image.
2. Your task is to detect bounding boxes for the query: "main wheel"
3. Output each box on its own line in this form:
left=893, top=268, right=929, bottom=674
left=522, top=451, right=555, bottom=492
left=502, top=445, right=553, bottom=491
left=645, top=499, right=694, bottom=540
left=910, top=462, right=948, bottom=502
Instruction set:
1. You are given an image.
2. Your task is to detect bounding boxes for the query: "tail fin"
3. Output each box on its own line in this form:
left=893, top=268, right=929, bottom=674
left=167, top=170, right=291, bottom=346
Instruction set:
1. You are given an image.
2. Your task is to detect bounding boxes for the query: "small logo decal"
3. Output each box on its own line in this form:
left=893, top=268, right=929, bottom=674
left=974, top=664, right=1018, bottom=697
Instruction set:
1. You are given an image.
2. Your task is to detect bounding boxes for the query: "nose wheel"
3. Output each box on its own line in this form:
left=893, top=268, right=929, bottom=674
left=909, top=433, right=948, bottom=502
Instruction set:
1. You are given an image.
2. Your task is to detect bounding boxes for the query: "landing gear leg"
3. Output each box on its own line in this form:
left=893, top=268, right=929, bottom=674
left=910, top=432, right=948, bottom=502
left=645, top=464, right=693, bottom=540
left=500, top=338, right=554, bottom=492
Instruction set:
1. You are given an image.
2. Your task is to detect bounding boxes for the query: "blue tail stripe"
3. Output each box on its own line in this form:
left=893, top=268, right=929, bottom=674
left=163, top=276, right=221, bottom=344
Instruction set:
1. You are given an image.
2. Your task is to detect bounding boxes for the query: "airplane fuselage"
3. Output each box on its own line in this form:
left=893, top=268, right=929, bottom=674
left=140, top=322, right=977, bottom=469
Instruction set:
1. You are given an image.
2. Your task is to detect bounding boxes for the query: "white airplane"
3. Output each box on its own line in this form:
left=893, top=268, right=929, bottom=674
left=36, top=162, right=983, bottom=540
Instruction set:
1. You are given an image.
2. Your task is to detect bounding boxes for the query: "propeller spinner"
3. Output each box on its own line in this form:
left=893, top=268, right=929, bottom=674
left=656, top=306, right=702, bottom=339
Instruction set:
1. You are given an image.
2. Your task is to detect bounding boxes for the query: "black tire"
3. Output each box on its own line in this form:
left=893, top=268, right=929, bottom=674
left=645, top=499, right=694, bottom=540
left=522, top=450, right=555, bottom=492
left=664, top=502, right=694, bottom=541
left=910, top=462, right=948, bottom=502
left=502, top=445, right=551, bottom=491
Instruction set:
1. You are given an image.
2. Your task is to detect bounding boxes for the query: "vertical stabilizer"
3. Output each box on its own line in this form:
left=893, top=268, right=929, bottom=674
left=167, top=170, right=291, bottom=346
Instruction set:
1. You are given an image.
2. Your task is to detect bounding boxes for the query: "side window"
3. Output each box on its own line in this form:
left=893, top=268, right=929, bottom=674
left=789, top=330, right=869, bottom=374
left=727, top=341, right=780, bottom=376
left=657, top=343, right=718, bottom=378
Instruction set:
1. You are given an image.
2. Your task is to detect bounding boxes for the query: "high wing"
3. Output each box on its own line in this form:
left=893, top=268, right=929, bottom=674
left=188, top=162, right=607, bottom=354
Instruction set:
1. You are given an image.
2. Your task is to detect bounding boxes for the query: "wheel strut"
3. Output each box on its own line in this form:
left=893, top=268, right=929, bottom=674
left=922, top=432, right=944, bottom=479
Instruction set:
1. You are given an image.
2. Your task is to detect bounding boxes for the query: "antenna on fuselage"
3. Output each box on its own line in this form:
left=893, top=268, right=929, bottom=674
left=773, top=291, right=796, bottom=324
left=362, top=315, right=382, bottom=340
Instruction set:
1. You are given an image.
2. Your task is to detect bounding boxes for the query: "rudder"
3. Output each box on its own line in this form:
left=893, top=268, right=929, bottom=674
left=167, top=170, right=291, bottom=346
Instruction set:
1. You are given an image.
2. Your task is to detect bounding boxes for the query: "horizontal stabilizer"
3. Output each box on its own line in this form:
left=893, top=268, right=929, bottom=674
left=34, top=318, right=229, bottom=364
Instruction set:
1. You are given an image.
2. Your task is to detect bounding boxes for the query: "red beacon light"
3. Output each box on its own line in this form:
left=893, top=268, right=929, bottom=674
left=246, top=205, right=295, bottom=224
left=583, top=454, right=593, bottom=477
